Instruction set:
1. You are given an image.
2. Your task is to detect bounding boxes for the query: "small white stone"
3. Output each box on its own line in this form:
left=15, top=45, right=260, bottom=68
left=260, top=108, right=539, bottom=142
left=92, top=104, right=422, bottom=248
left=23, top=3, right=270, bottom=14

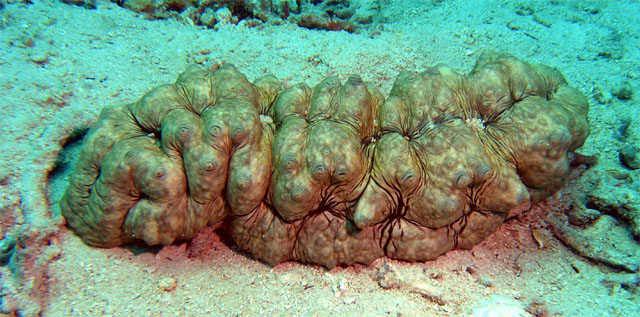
left=158, top=276, right=177, bottom=292
left=471, top=295, right=530, bottom=317
left=278, top=272, right=302, bottom=286
left=215, top=8, right=233, bottom=25
left=29, top=51, right=49, bottom=64
left=342, top=297, right=356, bottom=305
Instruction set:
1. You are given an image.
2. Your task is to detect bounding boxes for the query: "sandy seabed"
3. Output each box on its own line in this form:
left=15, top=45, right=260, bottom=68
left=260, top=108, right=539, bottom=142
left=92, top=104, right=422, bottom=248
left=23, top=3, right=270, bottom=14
left=0, top=0, right=639, bottom=315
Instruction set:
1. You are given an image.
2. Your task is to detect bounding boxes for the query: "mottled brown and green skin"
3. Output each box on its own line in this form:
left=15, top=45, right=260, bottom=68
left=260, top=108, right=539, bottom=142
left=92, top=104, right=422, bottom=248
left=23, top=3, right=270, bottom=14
left=61, top=52, right=589, bottom=268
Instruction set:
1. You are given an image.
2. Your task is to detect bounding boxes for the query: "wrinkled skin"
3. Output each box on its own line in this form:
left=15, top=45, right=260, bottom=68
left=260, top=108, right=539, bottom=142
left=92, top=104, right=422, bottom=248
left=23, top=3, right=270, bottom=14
left=61, top=52, right=589, bottom=268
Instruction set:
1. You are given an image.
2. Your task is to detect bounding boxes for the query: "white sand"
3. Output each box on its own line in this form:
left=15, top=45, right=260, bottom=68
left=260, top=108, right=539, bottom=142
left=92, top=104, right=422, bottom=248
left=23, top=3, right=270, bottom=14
left=0, top=0, right=638, bottom=315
